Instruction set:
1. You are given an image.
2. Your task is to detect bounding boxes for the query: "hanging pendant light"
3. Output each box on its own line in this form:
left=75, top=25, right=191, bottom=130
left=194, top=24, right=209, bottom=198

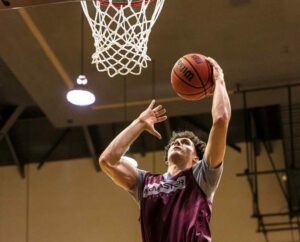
left=66, top=6, right=95, bottom=106
left=66, top=75, right=95, bottom=106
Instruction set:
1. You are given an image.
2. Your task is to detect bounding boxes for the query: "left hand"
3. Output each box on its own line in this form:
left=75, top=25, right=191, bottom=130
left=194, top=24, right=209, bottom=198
left=137, top=100, right=167, bottom=139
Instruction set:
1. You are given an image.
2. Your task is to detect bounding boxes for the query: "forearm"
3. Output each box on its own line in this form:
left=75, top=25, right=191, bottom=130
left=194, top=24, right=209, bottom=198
left=204, top=58, right=231, bottom=167
left=204, top=79, right=231, bottom=168
left=100, top=118, right=145, bottom=166
left=212, top=79, right=231, bottom=124
left=98, top=100, right=165, bottom=190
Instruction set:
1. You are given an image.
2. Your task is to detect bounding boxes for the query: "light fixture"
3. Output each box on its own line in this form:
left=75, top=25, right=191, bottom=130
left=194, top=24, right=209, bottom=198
left=281, top=174, right=288, bottom=182
left=66, top=75, right=95, bottom=106
left=66, top=6, right=95, bottom=106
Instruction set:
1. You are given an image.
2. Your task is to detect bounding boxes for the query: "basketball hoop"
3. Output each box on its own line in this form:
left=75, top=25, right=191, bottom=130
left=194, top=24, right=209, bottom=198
left=80, top=0, right=165, bottom=77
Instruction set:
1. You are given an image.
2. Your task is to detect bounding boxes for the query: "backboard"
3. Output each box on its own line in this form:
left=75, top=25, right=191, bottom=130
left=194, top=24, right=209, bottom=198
left=0, top=0, right=78, bottom=10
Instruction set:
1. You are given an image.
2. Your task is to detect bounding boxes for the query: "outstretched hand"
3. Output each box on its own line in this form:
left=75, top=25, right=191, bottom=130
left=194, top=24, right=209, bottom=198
left=138, top=100, right=167, bottom=139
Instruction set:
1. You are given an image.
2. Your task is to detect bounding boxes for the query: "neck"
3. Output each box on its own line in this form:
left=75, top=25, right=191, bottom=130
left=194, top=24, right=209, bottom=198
left=167, top=160, right=192, bottom=176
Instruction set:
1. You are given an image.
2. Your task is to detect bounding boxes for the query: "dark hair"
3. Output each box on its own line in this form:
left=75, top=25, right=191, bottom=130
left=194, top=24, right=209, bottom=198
left=164, top=131, right=206, bottom=161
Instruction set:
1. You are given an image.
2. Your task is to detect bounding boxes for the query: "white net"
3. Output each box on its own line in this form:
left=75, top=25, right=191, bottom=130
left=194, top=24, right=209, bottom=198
left=81, top=0, right=165, bottom=77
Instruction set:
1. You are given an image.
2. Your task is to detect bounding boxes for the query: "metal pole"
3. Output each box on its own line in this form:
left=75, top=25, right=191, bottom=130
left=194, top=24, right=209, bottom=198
left=236, top=168, right=299, bottom=177
left=288, top=86, right=295, bottom=168
left=262, top=141, right=289, bottom=202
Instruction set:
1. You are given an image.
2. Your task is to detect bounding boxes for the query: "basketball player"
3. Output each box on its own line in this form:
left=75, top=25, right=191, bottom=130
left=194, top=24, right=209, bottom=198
left=99, top=57, right=231, bottom=242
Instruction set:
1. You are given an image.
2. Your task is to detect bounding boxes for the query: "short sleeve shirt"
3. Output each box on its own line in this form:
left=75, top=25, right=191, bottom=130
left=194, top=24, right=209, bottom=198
left=130, top=159, right=223, bottom=204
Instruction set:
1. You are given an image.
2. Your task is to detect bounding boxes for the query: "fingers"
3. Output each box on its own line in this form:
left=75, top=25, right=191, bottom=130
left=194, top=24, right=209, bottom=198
left=148, top=100, right=168, bottom=123
left=149, top=101, right=166, bottom=113
left=153, top=104, right=162, bottom=112
left=206, top=57, right=218, bottom=66
left=150, top=128, right=162, bottom=140
left=148, top=99, right=156, bottom=109
left=151, top=101, right=167, bottom=119
left=206, top=57, right=220, bottom=68
left=155, top=107, right=166, bottom=117
left=205, top=56, right=224, bottom=81
left=206, top=57, right=222, bottom=72
left=156, top=115, right=167, bottom=123
left=146, top=100, right=167, bottom=139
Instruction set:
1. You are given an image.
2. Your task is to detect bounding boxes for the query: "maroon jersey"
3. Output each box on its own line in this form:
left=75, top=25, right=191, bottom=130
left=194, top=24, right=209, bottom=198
left=130, top=159, right=223, bottom=242
left=139, top=167, right=212, bottom=242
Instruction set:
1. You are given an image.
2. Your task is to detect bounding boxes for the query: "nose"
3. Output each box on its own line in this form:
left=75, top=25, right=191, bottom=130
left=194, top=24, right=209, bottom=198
left=173, top=140, right=181, bottom=146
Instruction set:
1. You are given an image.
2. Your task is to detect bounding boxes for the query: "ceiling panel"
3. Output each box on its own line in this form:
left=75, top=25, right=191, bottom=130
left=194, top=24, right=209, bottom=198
left=0, top=0, right=299, bottom=128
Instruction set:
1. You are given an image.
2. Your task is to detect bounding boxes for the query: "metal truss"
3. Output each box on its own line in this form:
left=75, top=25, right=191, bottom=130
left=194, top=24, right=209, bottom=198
left=237, top=84, right=300, bottom=242
left=0, top=106, right=25, bottom=177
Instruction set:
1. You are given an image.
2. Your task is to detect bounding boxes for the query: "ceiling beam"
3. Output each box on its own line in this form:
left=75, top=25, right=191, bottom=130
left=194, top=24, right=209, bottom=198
left=0, top=105, right=25, bottom=143
left=37, top=128, right=70, bottom=169
left=5, top=134, right=24, bottom=178
left=18, top=8, right=73, bottom=88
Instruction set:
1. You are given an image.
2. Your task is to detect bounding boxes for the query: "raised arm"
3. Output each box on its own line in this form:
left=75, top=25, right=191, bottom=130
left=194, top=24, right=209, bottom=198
left=204, top=57, right=231, bottom=168
left=99, top=100, right=167, bottom=191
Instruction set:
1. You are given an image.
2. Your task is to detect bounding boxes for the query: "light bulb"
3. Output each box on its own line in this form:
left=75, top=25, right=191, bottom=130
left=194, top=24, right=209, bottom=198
left=66, top=75, right=95, bottom=106
left=67, top=89, right=95, bottom=106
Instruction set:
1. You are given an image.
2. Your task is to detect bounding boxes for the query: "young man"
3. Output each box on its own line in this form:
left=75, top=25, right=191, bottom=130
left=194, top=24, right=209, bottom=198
left=99, top=57, right=231, bottom=242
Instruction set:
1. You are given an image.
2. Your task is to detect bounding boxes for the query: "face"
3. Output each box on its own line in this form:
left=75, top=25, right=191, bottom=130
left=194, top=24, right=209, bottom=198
left=167, top=137, right=198, bottom=165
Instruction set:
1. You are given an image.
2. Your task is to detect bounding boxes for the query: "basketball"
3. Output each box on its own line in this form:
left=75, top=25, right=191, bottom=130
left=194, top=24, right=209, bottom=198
left=171, top=53, right=215, bottom=101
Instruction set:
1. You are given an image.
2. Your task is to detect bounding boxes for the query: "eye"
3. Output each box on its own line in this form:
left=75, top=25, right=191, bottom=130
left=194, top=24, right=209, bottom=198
left=181, top=139, right=191, bottom=145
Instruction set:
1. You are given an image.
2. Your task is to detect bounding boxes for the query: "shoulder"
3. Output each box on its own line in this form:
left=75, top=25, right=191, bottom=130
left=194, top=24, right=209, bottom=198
left=128, top=168, right=149, bottom=203
left=192, top=158, right=223, bottom=174
left=191, top=158, right=224, bottom=201
left=136, top=168, right=148, bottom=182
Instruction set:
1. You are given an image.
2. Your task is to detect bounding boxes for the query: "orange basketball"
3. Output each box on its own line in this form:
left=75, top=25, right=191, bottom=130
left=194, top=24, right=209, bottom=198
left=171, top=53, right=214, bottom=101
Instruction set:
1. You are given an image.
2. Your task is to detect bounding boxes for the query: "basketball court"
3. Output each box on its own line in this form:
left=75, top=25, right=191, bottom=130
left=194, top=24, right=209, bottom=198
left=0, top=1, right=300, bottom=242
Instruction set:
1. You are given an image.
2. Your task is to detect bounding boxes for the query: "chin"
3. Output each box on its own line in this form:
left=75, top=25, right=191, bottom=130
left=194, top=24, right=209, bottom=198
left=168, top=152, right=185, bottom=163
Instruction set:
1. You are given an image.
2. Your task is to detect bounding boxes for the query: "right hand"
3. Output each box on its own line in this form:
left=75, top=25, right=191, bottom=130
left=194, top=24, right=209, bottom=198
left=138, top=100, right=167, bottom=139
left=206, top=57, right=224, bottom=83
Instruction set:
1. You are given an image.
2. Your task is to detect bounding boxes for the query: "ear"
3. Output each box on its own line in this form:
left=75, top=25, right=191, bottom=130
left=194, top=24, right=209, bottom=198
left=192, top=155, right=199, bottom=165
left=165, top=160, right=169, bottom=166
